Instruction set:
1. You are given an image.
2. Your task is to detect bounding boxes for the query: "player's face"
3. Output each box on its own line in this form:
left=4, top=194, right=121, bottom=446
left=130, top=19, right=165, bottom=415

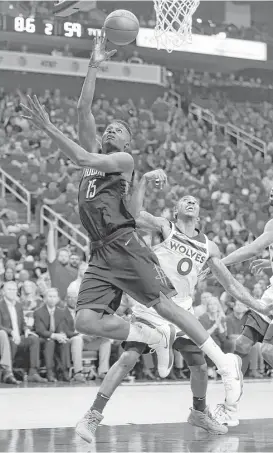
left=177, top=196, right=200, bottom=219
left=102, top=123, right=130, bottom=154
left=269, top=187, right=273, bottom=206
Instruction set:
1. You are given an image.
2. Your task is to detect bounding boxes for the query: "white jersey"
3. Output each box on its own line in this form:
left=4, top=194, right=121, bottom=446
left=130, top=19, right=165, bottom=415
left=132, top=223, right=210, bottom=332
left=153, top=222, right=210, bottom=300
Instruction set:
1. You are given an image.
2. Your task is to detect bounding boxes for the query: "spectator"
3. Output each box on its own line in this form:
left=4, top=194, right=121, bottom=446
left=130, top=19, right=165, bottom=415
left=226, top=301, right=247, bottom=350
left=1, top=267, right=16, bottom=287
left=0, top=281, right=46, bottom=383
left=63, top=287, right=86, bottom=382
left=194, top=292, right=213, bottom=318
left=0, top=329, right=19, bottom=384
left=0, top=211, right=29, bottom=236
left=34, top=248, right=48, bottom=277
left=199, top=297, right=227, bottom=377
left=19, top=280, right=41, bottom=311
left=67, top=261, right=88, bottom=296
left=34, top=287, right=70, bottom=382
left=47, top=222, right=78, bottom=300
left=7, top=233, right=30, bottom=261
left=83, top=335, right=112, bottom=380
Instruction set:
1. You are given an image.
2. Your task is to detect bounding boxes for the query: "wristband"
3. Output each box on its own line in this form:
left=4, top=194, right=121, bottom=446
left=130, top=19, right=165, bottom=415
left=88, top=64, right=100, bottom=69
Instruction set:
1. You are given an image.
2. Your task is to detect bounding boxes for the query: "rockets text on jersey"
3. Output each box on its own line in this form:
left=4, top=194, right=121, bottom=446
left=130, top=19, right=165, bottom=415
left=152, top=222, right=210, bottom=299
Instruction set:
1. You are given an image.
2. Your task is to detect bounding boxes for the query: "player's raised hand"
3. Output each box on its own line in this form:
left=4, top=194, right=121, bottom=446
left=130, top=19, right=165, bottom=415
left=144, top=169, right=168, bottom=189
left=89, top=29, right=117, bottom=67
left=20, top=95, right=51, bottom=131
left=249, top=259, right=271, bottom=275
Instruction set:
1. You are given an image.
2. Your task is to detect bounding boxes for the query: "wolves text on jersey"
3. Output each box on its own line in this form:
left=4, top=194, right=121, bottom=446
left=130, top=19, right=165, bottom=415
left=170, top=239, right=206, bottom=264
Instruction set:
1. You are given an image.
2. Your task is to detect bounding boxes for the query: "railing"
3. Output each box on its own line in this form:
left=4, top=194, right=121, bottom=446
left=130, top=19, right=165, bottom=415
left=224, top=123, right=267, bottom=155
left=40, top=204, right=89, bottom=253
left=189, top=103, right=216, bottom=133
left=168, top=89, right=181, bottom=110
left=189, top=102, right=267, bottom=155
left=0, top=167, right=31, bottom=224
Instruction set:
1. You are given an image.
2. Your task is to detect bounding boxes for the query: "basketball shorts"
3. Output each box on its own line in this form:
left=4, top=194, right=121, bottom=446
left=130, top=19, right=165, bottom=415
left=76, top=228, right=177, bottom=315
left=242, top=286, right=273, bottom=344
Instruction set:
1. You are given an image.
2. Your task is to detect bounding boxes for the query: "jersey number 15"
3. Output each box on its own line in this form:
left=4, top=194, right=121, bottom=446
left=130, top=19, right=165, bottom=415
left=86, top=179, right=97, bottom=199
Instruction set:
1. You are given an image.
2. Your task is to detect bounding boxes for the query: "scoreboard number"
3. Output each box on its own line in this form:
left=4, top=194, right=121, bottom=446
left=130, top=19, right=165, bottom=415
left=14, top=17, right=35, bottom=33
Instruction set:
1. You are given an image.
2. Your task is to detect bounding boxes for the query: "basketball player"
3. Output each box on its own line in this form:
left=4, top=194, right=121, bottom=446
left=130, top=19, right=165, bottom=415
left=211, top=187, right=273, bottom=427
left=75, top=194, right=232, bottom=442
left=20, top=32, right=272, bottom=441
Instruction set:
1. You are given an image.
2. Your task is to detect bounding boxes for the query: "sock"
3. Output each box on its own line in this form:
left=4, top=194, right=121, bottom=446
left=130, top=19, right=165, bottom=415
left=193, top=396, right=206, bottom=413
left=126, top=322, right=162, bottom=345
left=91, top=392, right=110, bottom=414
left=199, top=337, right=227, bottom=369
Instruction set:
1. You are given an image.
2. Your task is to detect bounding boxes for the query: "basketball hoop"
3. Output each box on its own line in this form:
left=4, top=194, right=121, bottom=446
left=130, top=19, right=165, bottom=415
left=153, top=0, right=200, bottom=53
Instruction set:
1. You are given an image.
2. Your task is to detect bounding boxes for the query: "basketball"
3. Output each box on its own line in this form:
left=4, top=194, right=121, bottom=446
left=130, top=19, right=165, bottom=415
left=104, top=10, right=140, bottom=46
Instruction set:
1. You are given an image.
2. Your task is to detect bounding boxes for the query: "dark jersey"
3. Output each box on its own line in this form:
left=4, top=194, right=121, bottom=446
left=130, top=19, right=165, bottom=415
left=78, top=167, right=135, bottom=242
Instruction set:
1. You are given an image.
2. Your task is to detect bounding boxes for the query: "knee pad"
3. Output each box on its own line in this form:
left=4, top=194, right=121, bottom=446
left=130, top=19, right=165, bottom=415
left=235, top=336, right=252, bottom=356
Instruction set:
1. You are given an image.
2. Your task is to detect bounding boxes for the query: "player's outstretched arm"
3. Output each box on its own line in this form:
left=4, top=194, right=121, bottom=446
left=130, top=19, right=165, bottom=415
left=130, top=169, right=167, bottom=219
left=77, top=31, right=116, bottom=154
left=20, top=95, right=133, bottom=174
left=207, top=241, right=273, bottom=317
left=222, top=219, right=273, bottom=267
left=136, top=210, right=168, bottom=233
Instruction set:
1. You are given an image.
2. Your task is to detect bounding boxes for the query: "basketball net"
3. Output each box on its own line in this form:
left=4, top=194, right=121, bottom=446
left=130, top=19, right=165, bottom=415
left=153, top=0, right=200, bottom=53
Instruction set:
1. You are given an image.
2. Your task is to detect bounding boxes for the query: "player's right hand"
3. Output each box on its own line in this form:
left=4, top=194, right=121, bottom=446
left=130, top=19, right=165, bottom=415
left=20, top=95, right=52, bottom=131
left=144, top=169, right=167, bottom=189
left=249, top=259, right=271, bottom=275
left=89, top=29, right=117, bottom=67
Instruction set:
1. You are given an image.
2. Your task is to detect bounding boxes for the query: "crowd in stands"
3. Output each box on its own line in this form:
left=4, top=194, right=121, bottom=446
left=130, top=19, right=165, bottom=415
left=1, top=70, right=273, bottom=384
left=1, top=4, right=273, bottom=380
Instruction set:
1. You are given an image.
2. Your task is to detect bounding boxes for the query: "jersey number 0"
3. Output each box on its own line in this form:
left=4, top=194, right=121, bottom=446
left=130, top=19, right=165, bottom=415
left=86, top=179, right=97, bottom=199
left=177, top=257, right=193, bottom=276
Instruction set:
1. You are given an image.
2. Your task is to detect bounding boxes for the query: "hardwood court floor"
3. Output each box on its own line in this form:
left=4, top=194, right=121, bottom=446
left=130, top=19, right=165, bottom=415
left=0, top=379, right=273, bottom=452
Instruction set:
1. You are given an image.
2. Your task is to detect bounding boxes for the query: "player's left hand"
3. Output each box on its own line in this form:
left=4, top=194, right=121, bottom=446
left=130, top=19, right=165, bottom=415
left=144, top=169, right=167, bottom=189
left=20, top=95, right=51, bottom=131
left=89, top=29, right=117, bottom=67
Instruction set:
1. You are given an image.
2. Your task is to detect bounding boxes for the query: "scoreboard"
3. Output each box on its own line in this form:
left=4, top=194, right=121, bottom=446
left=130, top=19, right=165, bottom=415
left=0, top=15, right=99, bottom=39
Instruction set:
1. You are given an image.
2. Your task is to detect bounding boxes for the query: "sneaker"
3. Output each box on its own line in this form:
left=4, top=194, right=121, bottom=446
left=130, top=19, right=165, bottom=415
left=187, top=406, right=228, bottom=435
left=71, top=372, right=86, bottom=383
left=212, top=403, right=239, bottom=427
left=76, top=409, right=103, bottom=444
left=217, top=354, right=243, bottom=406
left=150, top=324, right=176, bottom=378
left=248, top=370, right=264, bottom=379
